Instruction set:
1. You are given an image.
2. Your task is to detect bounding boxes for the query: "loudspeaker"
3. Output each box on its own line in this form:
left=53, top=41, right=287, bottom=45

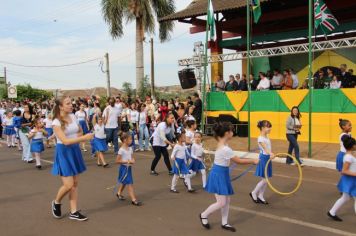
left=178, top=68, right=197, bottom=89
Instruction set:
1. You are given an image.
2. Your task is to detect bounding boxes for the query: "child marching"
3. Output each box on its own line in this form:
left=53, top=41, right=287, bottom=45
left=200, top=122, right=258, bottom=232
left=28, top=118, right=47, bottom=169
left=170, top=128, right=195, bottom=193
left=2, top=111, right=16, bottom=148
left=250, top=120, right=274, bottom=205
left=115, top=132, right=142, bottom=206
left=43, top=113, right=54, bottom=148
left=189, top=132, right=207, bottom=188
left=336, top=119, right=352, bottom=172
left=328, top=136, right=356, bottom=221
left=75, top=104, right=89, bottom=152
left=92, top=115, right=109, bottom=167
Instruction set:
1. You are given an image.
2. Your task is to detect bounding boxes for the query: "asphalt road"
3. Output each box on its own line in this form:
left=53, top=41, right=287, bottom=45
left=0, top=144, right=355, bottom=236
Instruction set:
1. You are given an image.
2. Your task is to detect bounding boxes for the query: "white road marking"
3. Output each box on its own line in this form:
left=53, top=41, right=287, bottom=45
left=230, top=206, right=356, bottom=236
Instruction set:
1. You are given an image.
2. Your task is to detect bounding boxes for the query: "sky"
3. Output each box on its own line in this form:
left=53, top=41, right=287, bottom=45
left=0, top=0, right=241, bottom=90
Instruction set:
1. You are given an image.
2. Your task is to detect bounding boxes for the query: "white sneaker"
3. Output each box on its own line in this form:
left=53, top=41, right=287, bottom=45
left=139, top=149, right=144, bottom=152
left=145, top=148, right=151, bottom=151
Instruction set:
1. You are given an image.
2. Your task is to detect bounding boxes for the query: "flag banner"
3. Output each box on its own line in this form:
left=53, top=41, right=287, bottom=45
left=314, top=0, right=339, bottom=35
left=251, top=0, right=261, bottom=23
left=207, top=0, right=216, bottom=41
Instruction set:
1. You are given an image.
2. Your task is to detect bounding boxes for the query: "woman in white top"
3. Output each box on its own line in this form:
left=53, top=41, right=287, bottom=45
left=150, top=112, right=175, bottom=176
left=257, top=72, right=271, bottom=91
left=51, top=97, right=94, bottom=222
left=200, top=122, right=258, bottom=232
left=328, top=136, right=356, bottom=221
left=137, top=104, right=150, bottom=151
left=330, top=75, right=342, bottom=89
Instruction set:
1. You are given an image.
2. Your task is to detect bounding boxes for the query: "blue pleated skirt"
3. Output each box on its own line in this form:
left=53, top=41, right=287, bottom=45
left=173, top=158, right=190, bottom=175
left=205, top=164, right=234, bottom=195
left=189, top=158, right=205, bottom=171
left=45, top=128, right=53, bottom=138
left=52, top=144, right=86, bottom=177
left=79, top=120, right=89, bottom=134
left=4, top=126, right=16, bottom=135
left=255, top=153, right=273, bottom=178
left=118, top=165, right=133, bottom=185
left=91, top=137, right=108, bottom=153
left=337, top=175, right=356, bottom=197
left=336, top=151, right=345, bottom=172
left=30, top=139, right=44, bottom=153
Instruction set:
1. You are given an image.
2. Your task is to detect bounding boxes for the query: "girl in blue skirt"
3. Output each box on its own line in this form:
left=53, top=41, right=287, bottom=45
left=170, top=128, right=195, bottom=193
left=75, top=104, right=89, bottom=152
left=92, top=115, right=109, bottom=167
left=115, top=132, right=142, bottom=206
left=2, top=111, right=16, bottom=147
left=43, top=113, right=54, bottom=148
left=200, top=122, right=258, bottom=232
left=51, top=97, right=94, bottom=221
left=250, top=120, right=275, bottom=205
left=189, top=132, right=206, bottom=188
left=28, top=118, right=47, bottom=169
left=328, top=136, right=356, bottom=222
left=336, top=119, right=352, bottom=172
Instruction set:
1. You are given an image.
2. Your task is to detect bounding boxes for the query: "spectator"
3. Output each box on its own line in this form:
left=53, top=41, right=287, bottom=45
left=215, top=75, right=225, bottom=92
left=339, top=64, right=352, bottom=88
left=158, top=100, right=169, bottom=121
left=299, top=79, right=309, bottom=89
left=235, top=73, right=241, bottom=86
left=238, top=74, right=248, bottom=91
left=325, top=68, right=334, bottom=88
left=330, top=75, right=342, bottom=89
left=290, top=69, right=299, bottom=89
left=103, top=97, right=121, bottom=154
left=145, top=96, right=155, bottom=127
left=314, top=70, right=327, bottom=89
left=256, top=72, right=270, bottom=90
left=192, top=93, right=202, bottom=127
left=348, top=69, right=356, bottom=88
left=281, top=69, right=293, bottom=90
left=186, top=96, right=193, bottom=106
left=225, top=75, right=239, bottom=91
left=271, top=69, right=283, bottom=90
left=249, top=74, right=259, bottom=91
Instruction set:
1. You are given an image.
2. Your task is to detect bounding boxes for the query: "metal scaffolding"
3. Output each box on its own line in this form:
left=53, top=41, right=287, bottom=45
left=178, top=36, right=356, bottom=66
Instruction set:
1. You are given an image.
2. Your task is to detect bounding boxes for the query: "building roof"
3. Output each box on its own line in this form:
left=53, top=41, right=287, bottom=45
left=160, top=0, right=269, bottom=22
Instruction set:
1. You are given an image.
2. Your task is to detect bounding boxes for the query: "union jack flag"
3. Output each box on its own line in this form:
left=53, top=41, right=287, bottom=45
left=314, top=0, right=339, bottom=34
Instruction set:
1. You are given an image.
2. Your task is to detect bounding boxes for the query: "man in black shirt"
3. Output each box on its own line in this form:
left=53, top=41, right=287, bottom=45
left=339, top=64, right=352, bottom=88
left=192, top=93, right=202, bottom=127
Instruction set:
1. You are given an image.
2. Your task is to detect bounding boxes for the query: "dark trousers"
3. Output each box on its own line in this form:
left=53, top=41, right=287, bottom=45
left=105, top=127, right=119, bottom=153
left=151, top=146, right=172, bottom=172
left=286, top=134, right=301, bottom=164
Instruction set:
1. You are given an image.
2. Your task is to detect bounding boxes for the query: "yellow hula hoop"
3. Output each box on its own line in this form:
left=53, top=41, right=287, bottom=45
left=264, top=153, right=303, bottom=196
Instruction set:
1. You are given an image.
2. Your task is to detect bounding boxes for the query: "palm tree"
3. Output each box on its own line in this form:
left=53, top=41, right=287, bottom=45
left=102, top=0, right=175, bottom=93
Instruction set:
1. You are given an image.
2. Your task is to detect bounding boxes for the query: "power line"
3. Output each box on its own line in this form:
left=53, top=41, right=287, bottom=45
left=0, top=57, right=102, bottom=68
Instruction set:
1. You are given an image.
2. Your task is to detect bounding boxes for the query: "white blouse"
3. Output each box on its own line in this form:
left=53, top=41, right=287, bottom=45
left=52, top=114, right=79, bottom=144
left=214, top=145, right=235, bottom=167
left=30, top=129, right=44, bottom=139
left=258, top=136, right=272, bottom=155
left=118, top=147, right=133, bottom=162
left=94, top=124, right=106, bottom=139
left=75, top=111, right=87, bottom=121
left=191, top=143, right=204, bottom=159
left=344, top=154, right=356, bottom=172
left=171, top=144, right=188, bottom=160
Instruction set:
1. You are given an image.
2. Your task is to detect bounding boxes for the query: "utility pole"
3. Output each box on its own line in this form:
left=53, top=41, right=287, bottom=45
left=4, top=67, right=7, bottom=90
left=104, top=53, right=111, bottom=98
left=150, top=38, right=155, bottom=100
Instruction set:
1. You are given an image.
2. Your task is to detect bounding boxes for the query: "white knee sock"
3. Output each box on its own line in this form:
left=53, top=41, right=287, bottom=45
left=258, top=181, right=268, bottom=201
left=354, top=197, right=356, bottom=214
left=252, top=179, right=266, bottom=199
left=35, top=153, right=41, bottom=166
left=221, top=197, right=230, bottom=225
left=7, top=136, right=11, bottom=146
left=171, top=175, right=178, bottom=190
left=329, top=193, right=351, bottom=216
left=201, top=195, right=227, bottom=224
left=201, top=169, right=207, bottom=188
left=11, top=135, right=16, bottom=146
left=184, top=176, right=192, bottom=190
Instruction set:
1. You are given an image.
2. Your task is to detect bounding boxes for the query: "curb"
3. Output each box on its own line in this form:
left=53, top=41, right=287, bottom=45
left=204, top=150, right=336, bottom=170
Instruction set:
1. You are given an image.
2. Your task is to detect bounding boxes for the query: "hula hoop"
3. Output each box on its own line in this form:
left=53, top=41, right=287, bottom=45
left=264, top=153, right=303, bottom=196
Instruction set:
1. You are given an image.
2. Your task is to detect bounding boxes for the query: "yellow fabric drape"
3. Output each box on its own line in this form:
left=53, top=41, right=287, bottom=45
left=341, top=88, right=356, bottom=106
left=277, top=90, right=309, bottom=110
left=226, top=91, right=248, bottom=112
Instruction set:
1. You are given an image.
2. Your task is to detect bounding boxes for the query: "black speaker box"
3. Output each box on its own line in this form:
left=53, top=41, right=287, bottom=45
left=178, top=69, right=197, bottom=89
